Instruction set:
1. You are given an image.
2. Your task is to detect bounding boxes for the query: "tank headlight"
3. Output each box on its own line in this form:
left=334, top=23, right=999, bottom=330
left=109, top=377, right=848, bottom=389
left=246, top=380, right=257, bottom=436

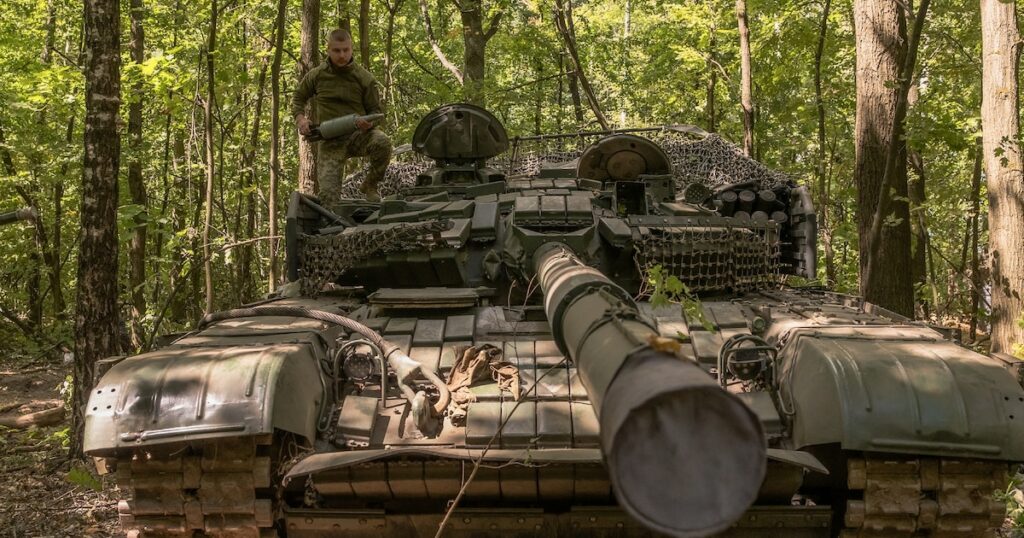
left=343, top=351, right=376, bottom=381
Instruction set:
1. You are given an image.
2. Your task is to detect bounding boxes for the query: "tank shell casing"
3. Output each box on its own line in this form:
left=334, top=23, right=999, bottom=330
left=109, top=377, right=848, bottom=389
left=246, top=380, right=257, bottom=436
left=533, top=244, right=767, bottom=538
left=317, top=113, right=384, bottom=140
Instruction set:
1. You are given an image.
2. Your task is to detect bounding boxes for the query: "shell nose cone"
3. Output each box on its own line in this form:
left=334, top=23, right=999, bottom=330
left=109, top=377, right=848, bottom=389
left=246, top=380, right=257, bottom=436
left=600, top=350, right=767, bottom=538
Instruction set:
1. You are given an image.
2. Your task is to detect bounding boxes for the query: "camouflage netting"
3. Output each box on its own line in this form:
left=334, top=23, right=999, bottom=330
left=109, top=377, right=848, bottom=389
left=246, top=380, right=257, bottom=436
left=335, top=127, right=790, bottom=198
left=300, top=219, right=452, bottom=296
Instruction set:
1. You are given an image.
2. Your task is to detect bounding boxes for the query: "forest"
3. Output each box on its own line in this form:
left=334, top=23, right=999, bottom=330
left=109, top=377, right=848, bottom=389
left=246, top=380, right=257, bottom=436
left=0, top=0, right=1023, bottom=533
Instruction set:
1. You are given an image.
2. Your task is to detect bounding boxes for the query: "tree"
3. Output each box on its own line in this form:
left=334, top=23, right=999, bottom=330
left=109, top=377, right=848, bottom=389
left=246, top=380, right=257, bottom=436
left=202, top=0, right=218, bottom=315
left=852, top=0, right=927, bottom=317
left=126, top=0, right=148, bottom=346
left=554, top=0, right=609, bottom=129
left=72, top=0, right=121, bottom=459
left=980, top=0, right=1024, bottom=354
left=736, top=0, right=754, bottom=155
left=459, top=0, right=503, bottom=104
left=814, top=0, right=835, bottom=286
left=298, top=0, right=320, bottom=195
left=269, top=0, right=287, bottom=292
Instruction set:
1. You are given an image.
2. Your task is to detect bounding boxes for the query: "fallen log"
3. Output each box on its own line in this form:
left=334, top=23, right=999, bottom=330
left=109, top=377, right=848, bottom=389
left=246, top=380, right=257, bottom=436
left=0, top=405, right=65, bottom=429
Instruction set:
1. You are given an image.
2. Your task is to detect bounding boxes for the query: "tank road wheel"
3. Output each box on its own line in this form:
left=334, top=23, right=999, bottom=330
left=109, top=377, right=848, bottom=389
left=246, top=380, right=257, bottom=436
left=113, top=434, right=287, bottom=537
left=840, top=455, right=1008, bottom=537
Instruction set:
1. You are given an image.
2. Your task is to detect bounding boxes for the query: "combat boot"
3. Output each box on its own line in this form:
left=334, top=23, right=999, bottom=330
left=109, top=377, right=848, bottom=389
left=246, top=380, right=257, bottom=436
left=358, top=181, right=381, bottom=202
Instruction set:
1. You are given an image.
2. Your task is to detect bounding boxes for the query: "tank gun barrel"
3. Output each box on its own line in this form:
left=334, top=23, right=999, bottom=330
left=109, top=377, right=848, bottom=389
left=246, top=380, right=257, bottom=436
left=533, top=244, right=767, bottom=538
left=0, top=207, right=36, bottom=227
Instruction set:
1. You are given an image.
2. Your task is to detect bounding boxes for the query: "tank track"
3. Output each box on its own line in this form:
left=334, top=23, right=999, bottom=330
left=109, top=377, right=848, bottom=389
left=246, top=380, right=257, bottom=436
left=112, top=436, right=277, bottom=537
left=842, top=456, right=1008, bottom=537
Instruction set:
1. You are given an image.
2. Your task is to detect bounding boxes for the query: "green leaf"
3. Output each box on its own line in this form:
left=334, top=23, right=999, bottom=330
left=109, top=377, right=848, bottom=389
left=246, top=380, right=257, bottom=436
left=67, top=466, right=102, bottom=491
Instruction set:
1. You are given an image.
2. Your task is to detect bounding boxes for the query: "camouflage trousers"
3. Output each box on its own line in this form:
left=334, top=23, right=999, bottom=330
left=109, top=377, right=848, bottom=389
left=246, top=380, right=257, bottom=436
left=317, top=128, right=392, bottom=203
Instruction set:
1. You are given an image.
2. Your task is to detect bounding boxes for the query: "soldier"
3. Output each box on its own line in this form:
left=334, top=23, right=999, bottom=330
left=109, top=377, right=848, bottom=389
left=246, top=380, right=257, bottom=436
left=292, top=29, right=392, bottom=203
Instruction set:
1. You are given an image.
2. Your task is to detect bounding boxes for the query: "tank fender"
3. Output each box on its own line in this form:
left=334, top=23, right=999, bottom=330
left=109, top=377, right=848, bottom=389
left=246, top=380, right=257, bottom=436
left=777, top=326, right=1024, bottom=461
left=83, top=341, right=324, bottom=455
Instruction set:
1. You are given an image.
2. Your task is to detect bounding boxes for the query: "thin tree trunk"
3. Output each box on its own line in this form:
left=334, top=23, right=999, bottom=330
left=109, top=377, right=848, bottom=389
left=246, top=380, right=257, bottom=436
left=736, top=0, right=754, bottom=156
left=554, top=0, right=609, bottom=129
left=418, top=0, right=463, bottom=84
left=968, top=140, right=983, bottom=342
left=299, top=0, right=320, bottom=195
left=381, top=0, right=402, bottom=121
left=707, top=9, right=717, bottom=133
left=359, top=0, right=370, bottom=66
left=908, top=148, right=940, bottom=312
left=269, top=0, right=287, bottom=292
left=127, top=0, right=148, bottom=347
left=73, top=0, right=121, bottom=460
left=202, top=0, right=218, bottom=315
left=814, top=0, right=834, bottom=286
left=980, top=0, right=1024, bottom=354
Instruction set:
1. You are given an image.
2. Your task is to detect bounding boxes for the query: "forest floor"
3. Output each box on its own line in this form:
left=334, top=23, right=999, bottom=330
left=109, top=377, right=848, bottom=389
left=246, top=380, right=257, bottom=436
left=0, top=354, right=1022, bottom=537
left=0, top=357, right=119, bottom=537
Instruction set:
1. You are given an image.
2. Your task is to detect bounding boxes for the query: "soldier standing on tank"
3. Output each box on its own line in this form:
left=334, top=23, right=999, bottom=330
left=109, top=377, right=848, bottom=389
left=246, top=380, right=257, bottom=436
left=292, top=29, right=392, bottom=203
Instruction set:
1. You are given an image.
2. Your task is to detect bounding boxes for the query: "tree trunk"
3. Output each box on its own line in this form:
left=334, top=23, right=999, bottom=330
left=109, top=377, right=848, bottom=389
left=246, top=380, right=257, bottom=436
left=814, top=0, right=834, bottom=286
left=381, top=0, right=402, bottom=120
left=417, top=0, right=463, bottom=84
left=736, top=0, right=754, bottom=156
left=980, top=0, right=1024, bottom=354
left=299, top=0, right=320, bottom=195
left=337, top=0, right=352, bottom=31
left=127, top=0, right=148, bottom=348
left=202, top=0, right=218, bottom=316
left=359, top=0, right=370, bottom=66
left=852, top=0, right=919, bottom=317
left=459, top=1, right=501, bottom=104
left=706, top=9, right=717, bottom=133
left=269, top=0, right=287, bottom=293
left=908, top=147, right=939, bottom=313
left=968, top=140, right=983, bottom=342
left=73, top=0, right=121, bottom=460
left=554, top=0, right=609, bottom=129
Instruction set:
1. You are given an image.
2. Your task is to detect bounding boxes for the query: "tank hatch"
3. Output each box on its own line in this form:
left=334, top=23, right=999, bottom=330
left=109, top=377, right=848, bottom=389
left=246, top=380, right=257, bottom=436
left=412, top=104, right=509, bottom=186
left=412, top=103, right=508, bottom=160
left=576, top=133, right=671, bottom=184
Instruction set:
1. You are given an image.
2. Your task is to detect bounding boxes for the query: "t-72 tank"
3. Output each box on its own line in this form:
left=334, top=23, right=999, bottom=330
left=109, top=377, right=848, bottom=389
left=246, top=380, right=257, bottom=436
left=85, top=104, right=1024, bottom=537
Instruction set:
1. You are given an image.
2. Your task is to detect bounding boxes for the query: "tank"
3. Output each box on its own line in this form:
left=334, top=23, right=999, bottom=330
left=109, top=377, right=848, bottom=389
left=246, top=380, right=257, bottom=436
left=85, top=103, right=1024, bottom=537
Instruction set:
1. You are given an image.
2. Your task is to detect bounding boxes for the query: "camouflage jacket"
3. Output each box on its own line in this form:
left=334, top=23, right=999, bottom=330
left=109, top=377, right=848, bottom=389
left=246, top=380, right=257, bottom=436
left=290, top=58, right=382, bottom=121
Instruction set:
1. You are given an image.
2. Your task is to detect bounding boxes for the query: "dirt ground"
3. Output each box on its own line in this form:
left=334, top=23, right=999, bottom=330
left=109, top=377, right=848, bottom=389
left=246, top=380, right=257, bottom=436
left=0, top=361, right=120, bottom=538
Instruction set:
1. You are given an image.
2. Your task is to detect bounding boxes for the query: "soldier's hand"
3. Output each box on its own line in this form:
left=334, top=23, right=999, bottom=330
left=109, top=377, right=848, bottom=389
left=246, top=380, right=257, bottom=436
left=297, top=116, right=311, bottom=135
left=356, top=118, right=372, bottom=132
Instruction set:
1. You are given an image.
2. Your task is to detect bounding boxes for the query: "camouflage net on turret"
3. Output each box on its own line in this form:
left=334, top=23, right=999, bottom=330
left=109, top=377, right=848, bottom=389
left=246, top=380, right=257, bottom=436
left=300, top=219, right=452, bottom=296
left=336, top=127, right=790, bottom=199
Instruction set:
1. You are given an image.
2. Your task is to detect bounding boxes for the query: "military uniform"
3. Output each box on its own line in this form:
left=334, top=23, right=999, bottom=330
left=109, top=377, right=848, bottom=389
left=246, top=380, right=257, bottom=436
left=291, top=58, right=392, bottom=202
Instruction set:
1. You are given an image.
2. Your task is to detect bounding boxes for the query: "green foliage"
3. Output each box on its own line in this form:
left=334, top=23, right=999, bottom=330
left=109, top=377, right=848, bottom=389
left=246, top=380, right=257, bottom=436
left=0, top=0, right=1001, bottom=359
left=996, top=470, right=1024, bottom=530
left=66, top=465, right=102, bottom=491
left=1014, top=313, right=1024, bottom=360
left=647, top=265, right=712, bottom=332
